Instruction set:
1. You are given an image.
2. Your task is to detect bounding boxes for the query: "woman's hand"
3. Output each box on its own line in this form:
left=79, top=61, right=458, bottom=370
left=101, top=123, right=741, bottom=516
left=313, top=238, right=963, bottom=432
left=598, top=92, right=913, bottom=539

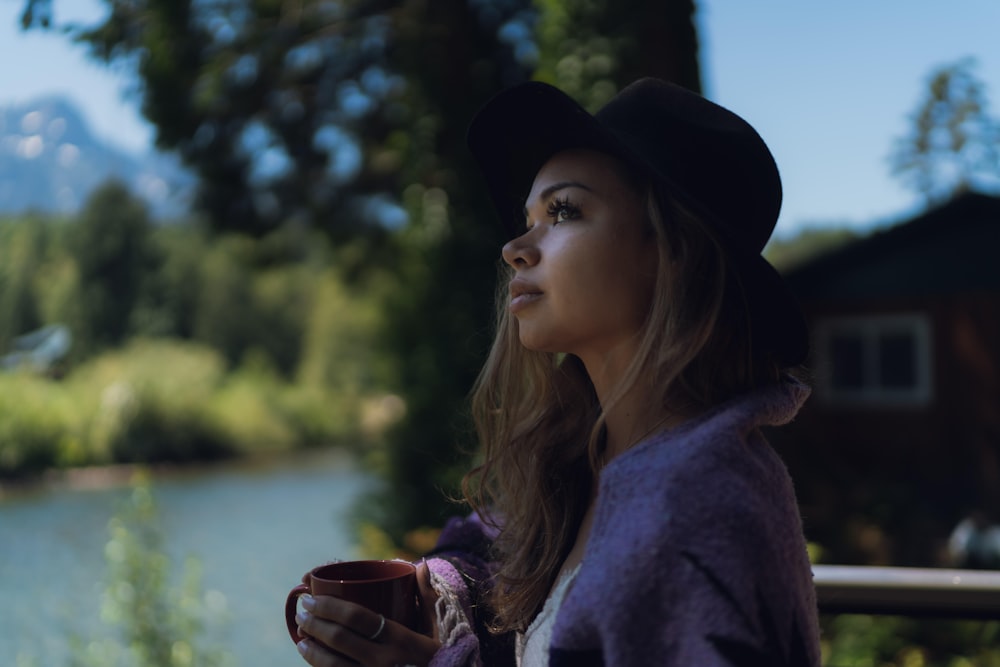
left=295, top=562, right=442, bottom=667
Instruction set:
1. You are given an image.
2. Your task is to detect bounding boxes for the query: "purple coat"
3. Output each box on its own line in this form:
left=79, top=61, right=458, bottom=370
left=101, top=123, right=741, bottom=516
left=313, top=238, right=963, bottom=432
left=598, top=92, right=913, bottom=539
left=426, top=379, right=821, bottom=666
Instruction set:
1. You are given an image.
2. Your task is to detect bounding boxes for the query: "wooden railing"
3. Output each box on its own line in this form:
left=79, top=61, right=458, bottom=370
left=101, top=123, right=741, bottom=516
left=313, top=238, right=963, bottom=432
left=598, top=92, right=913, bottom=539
left=813, top=564, right=1000, bottom=619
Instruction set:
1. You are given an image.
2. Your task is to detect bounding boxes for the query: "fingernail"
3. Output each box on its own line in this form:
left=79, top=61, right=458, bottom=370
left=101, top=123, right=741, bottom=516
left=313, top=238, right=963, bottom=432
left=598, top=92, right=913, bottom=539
left=300, top=594, right=316, bottom=611
left=297, top=640, right=308, bottom=656
left=296, top=610, right=310, bottom=627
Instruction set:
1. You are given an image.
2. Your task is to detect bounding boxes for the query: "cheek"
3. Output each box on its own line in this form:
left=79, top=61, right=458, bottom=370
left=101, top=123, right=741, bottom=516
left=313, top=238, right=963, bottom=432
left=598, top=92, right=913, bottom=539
left=602, top=239, right=656, bottom=298
left=636, top=245, right=660, bottom=308
left=614, top=265, right=657, bottom=333
left=576, top=253, right=652, bottom=325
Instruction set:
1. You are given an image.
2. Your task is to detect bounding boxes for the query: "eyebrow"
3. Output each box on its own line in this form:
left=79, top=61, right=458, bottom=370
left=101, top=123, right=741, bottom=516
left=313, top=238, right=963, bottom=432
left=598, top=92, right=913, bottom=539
left=522, top=180, right=595, bottom=218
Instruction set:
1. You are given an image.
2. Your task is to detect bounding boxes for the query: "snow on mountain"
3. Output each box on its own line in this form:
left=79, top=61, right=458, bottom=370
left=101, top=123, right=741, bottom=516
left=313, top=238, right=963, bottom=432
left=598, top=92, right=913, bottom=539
left=0, top=96, right=192, bottom=218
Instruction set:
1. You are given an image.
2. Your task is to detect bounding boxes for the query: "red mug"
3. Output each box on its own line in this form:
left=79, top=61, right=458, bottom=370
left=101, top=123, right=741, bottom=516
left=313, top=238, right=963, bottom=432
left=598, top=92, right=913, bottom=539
left=285, top=560, right=419, bottom=643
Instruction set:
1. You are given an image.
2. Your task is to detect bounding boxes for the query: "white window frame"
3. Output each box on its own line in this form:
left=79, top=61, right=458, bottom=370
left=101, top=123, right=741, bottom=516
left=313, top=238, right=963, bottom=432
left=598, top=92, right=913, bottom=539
left=814, top=313, right=933, bottom=407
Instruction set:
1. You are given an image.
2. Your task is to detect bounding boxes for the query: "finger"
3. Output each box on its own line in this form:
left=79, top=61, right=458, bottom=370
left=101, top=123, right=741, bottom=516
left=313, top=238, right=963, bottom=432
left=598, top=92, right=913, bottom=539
left=304, top=595, right=385, bottom=640
left=416, top=562, right=439, bottom=640
left=296, top=636, right=360, bottom=667
left=299, top=603, right=438, bottom=667
left=301, top=594, right=441, bottom=665
left=297, top=611, right=374, bottom=664
left=298, top=598, right=387, bottom=663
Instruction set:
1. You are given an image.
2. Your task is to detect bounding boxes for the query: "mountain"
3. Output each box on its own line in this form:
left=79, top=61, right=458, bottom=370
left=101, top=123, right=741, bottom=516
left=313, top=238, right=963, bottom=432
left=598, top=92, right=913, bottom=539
left=0, top=96, right=192, bottom=219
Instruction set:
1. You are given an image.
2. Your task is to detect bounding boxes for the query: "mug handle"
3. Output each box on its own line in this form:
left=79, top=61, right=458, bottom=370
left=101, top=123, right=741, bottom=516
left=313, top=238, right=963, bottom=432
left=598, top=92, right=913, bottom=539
left=285, top=583, right=309, bottom=643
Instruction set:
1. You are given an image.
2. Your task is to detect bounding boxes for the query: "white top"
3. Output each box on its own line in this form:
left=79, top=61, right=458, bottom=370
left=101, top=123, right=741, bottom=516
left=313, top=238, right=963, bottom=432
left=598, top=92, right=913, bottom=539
left=515, top=564, right=582, bottom=667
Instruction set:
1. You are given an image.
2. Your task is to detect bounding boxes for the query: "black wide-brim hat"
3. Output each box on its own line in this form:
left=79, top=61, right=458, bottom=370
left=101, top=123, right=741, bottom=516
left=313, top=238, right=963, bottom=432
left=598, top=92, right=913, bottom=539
left=467, top=77, right=809, bottom=366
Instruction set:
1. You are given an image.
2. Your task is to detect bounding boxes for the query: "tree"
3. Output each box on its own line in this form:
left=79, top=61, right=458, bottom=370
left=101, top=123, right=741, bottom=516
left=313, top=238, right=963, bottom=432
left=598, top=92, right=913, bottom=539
left=0, top=217, right=44, bottom=351
left=69, top=181, right=159, bottom=357
left=364, top=0, right=536, bottom=539
left=534, top=0, right=701, bottom=110
left=69, top=473, right=230, bottom=667
left=22, top=0, right=406, bottom=240
left=890, top=59, right=1000, bottom=205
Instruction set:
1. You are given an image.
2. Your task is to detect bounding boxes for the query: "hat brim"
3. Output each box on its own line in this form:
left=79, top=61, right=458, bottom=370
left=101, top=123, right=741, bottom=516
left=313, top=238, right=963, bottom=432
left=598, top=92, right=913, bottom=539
left=468, top=82, right=631, bottom=238
left=738, top=252, right=810, bottom=367
left=467, top=82, right=809, bottom=366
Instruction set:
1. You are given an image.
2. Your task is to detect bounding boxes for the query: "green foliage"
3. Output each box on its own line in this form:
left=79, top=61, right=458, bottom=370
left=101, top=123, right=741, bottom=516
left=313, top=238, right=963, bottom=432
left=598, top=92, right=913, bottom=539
left=205, top=363, right=301, bottom=455
left=250, top=265, right=318, bottom=377
left=130, top=224, right=208, bottom=339
left=0, top=333, right=380, bottom=479
left=0, top=215, right=80, bottom=366
left=0, top=184, right=390, bottom=478
left=0, top=370, right=80, bottom=475
left=66, top=472, right=232, bottom=667
left=534, top=0, right=701, bottom=106
left=24, top=0, right=401, bottom=239
left=71, top=339, right=232, bottom=463
left=68, top=182, right=160, bottom=358
left=190, top=237, right=258, bottom=368
left=296, top=267, right=386, bottom=391
left=73, top=338, right=366, bottom=465
left=821, top=615, right=1000, bottom=667
left=890, top=59, right=1000, bottom=205
left=356, top=0, right=537, bottom=540
left=0, top=215, right=44, bottom=350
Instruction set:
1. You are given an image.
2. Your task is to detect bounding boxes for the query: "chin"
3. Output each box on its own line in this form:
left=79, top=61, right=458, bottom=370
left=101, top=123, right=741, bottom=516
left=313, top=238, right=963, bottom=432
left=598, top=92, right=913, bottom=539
left=515, top=320, right=571, bottom=354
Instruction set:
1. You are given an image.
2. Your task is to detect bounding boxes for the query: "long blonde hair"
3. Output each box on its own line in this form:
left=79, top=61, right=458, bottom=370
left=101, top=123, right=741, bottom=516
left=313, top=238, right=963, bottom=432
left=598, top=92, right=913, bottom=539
left=463, top=175, right=784, bottom=633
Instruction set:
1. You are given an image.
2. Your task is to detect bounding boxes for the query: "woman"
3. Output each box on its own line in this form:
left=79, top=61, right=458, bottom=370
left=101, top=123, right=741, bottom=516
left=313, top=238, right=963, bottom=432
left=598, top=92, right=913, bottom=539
left=294, top=78, right=821, bottom=667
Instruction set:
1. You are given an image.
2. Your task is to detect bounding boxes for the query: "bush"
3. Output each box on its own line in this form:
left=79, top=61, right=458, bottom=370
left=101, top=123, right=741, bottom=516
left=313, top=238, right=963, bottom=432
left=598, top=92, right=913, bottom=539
left=202, top=368, right=298, bottom=455
left=821, top=614, right=1000, bottom=666
left=203, top=353, right=365, bottom=455
left=66, top=472, right=232, bottom=667
left=0, top=336, right=373, bottom=478
left=70, top=339, right=235, bottom=463
left=0, top=371, right=78, bottom=476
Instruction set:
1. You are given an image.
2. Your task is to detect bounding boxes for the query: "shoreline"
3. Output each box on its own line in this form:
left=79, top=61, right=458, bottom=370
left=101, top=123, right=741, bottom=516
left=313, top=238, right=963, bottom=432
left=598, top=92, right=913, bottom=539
left=0, top=445, right=357, bottom=499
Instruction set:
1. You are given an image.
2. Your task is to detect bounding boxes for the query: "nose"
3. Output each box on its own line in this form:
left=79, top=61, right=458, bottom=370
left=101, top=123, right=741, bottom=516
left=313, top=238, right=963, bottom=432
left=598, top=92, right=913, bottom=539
left=501, top=231, right=540, bottom=269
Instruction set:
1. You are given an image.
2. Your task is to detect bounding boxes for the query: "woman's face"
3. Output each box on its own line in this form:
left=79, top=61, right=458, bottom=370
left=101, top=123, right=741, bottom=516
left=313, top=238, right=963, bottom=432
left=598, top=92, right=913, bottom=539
left=502, top=149, right=658, bottom=364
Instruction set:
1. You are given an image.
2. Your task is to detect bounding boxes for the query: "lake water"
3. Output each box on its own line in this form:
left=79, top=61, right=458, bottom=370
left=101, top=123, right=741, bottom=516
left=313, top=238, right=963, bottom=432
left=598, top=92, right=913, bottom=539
left=0, top=448, right=376, bottom=666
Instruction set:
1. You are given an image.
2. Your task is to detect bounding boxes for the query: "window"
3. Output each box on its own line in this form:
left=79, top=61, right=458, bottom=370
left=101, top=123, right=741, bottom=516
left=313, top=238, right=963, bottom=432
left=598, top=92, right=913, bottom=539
left=815, top=314, right=932, bottom=406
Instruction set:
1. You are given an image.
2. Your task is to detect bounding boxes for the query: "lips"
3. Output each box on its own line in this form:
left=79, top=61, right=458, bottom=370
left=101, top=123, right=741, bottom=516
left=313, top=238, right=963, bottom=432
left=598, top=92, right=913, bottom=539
left=509, top=278, right=542, bottom=312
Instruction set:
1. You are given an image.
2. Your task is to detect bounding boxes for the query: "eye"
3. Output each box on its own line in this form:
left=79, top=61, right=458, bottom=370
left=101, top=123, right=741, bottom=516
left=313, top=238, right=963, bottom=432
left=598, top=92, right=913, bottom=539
left=547, top=197, right=581, bottom=223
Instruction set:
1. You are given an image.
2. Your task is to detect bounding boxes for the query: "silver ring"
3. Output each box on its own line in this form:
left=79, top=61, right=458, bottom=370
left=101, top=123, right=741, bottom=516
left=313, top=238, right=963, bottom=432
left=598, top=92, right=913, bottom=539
left=368, top=614, right=386, bottom=641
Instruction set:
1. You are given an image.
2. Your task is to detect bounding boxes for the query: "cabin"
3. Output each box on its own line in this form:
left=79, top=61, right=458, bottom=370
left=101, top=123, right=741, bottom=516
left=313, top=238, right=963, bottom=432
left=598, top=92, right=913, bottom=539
left=768, top=192, right=1000, bottom=567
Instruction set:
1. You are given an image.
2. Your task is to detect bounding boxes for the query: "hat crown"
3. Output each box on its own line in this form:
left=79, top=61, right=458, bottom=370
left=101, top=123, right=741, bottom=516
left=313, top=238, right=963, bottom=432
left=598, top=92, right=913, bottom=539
left=592, top=78, right=782, bottom=254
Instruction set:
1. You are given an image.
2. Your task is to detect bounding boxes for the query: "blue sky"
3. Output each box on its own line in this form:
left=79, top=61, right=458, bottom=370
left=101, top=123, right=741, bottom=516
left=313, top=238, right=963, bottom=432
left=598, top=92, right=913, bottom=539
left=1, top=0, right=998, bottom=237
